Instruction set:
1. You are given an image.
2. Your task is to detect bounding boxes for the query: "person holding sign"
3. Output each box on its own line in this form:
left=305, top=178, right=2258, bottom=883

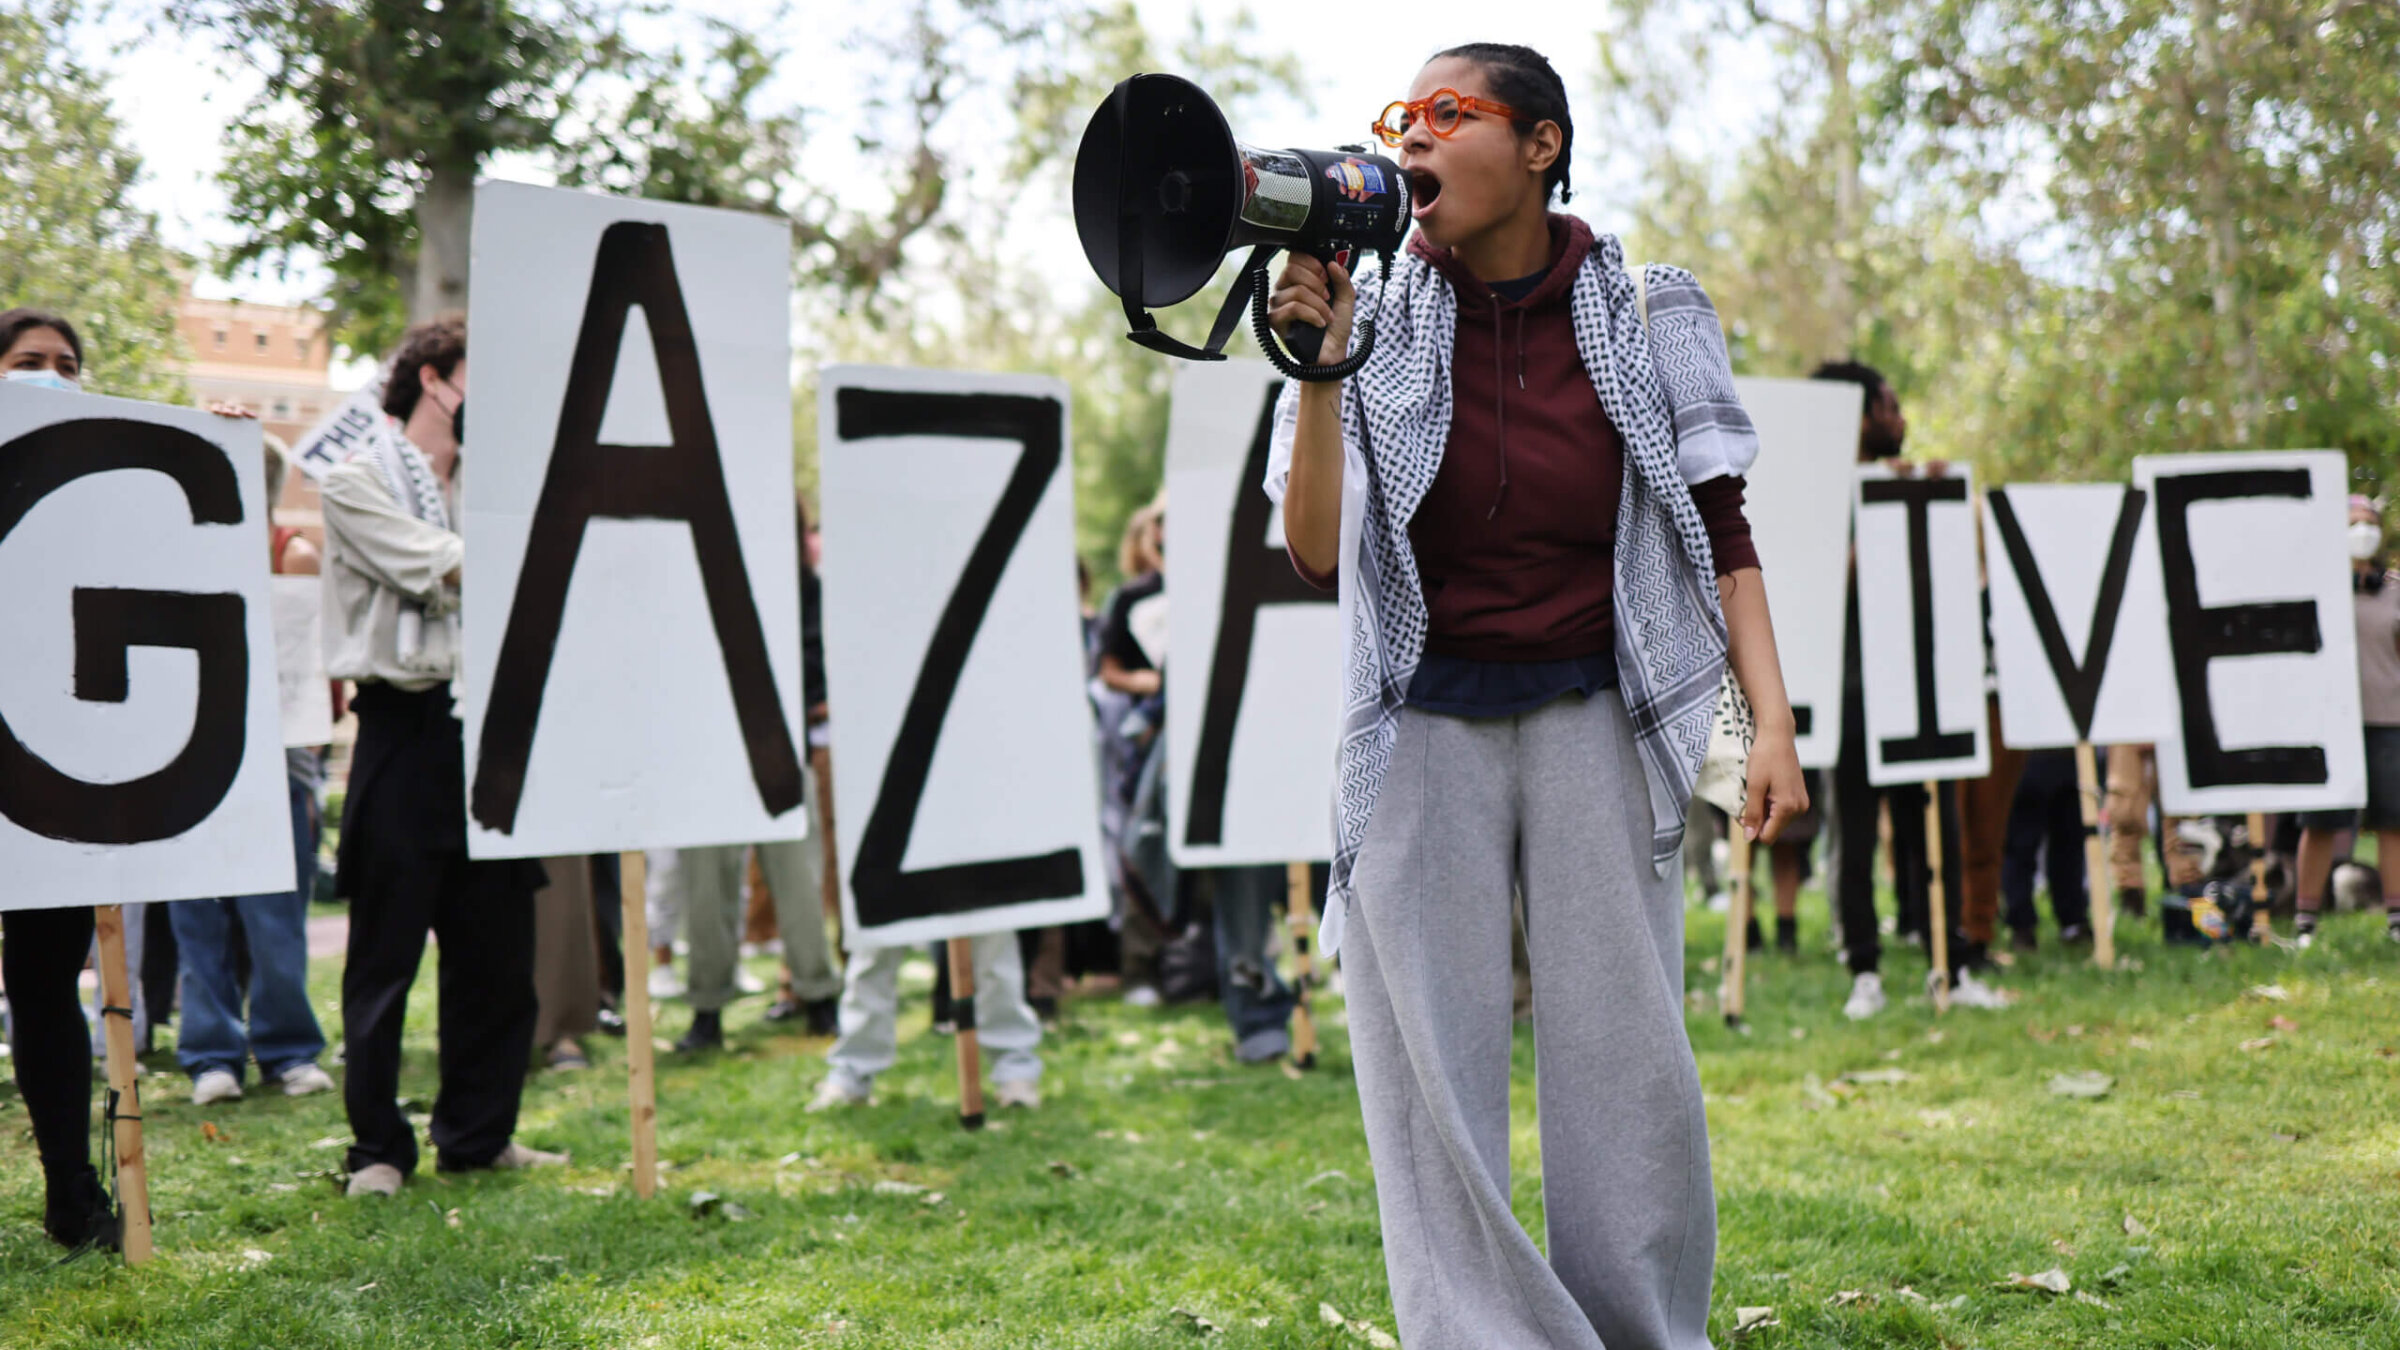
left=165, top=437, right=336, bottom=1106
left=320, top=316, right=562, bottom=1197
left=2292, top=495, right=2400, bottom=948
left=1266, top=44, right=1805, bottom=1350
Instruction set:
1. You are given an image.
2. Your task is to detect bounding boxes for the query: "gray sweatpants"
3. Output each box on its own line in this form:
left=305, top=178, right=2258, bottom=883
left=1346, top=691, right=1716, bottom=1350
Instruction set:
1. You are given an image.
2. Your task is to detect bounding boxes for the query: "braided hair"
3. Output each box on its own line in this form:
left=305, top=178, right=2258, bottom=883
left=1432, top=42, right=1575, bottom=204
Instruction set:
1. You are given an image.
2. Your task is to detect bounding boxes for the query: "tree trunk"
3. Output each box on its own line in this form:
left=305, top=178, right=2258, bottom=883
left=2191, top=0, right=2270, bottom=442
left=1817, top=0, right=1861, bottom=360
left=412, top=157, right=476, bottom=321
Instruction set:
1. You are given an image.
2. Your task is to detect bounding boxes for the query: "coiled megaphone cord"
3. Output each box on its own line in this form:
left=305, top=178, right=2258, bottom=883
left=1250, top=249, right=1392, bottom=383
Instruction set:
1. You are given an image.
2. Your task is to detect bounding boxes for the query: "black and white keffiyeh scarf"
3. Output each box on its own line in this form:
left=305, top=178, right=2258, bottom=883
left=364, top=413, right=452, bottom=532
left=1266, top=229, right=1759, bottom=958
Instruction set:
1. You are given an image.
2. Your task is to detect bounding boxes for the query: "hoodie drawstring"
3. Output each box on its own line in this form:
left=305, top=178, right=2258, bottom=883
left=1486, top=303, right=1532, bottom=520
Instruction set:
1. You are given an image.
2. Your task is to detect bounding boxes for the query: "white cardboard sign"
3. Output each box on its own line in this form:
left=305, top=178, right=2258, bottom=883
left=286, top=377, right=389, bottom=482
left=1856, top=464, right=1990, bottom=785
left=1981, top=483, right=2179, bottom=751
left=271, top=574, right=336, bottom=747
left=2136, top=451, right=2365, bottom=813
left=1165, top=362, right=1340, bottom=867
left=818, top=365, right=1108, bottom=948
left=461, top=181, right=807, bottom=859
left=1733, top=376, right=1862, bottom=769
left=0, top=385, right=294, bottom=907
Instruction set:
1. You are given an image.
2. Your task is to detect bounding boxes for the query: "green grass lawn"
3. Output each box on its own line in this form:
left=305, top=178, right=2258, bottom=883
left=3, top=896, right=2396, bottom=1348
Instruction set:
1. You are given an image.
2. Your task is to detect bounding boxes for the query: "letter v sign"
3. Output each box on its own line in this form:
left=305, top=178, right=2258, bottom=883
left=1984, top=486, right=2147, bottom=743
left=470, top=221, right=803, bottom=834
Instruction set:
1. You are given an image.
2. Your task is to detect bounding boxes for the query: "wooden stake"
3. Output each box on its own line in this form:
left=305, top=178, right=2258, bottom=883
left=948, top=939, right=985, bottom=1130
left=619, top=852, right=660, bottom=1200
left=1924, top=792, right=1951, bottom=1015
left=92, top=905, right=152, bottom=1264
left=1285, top=862, right=1319, bottom=1068
left=2075, top=744, right=2116, bottom=969
left=1721, top=832, right=1753, bottom=1027
left=2246, top=810, right=2275, bottom=944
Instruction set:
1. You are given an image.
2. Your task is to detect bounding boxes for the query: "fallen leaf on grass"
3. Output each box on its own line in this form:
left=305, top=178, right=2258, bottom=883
left=353, top=1281, right=377, bottom=1292
left=2049, top=1071, right=2115, bottom=1099
left=1997, top=1268, right=2071, bottom=1294
left=2123, top=1215, right=2151, bottom=1237
left=921, top=1192, right=946, bottom=1207
left=1170, top=1306, right=1223, bottom=1336
left=200, top=1121, right=225, bottom=1143
left=2269, top=1015, right=2299, bottom=1033
left=2246, top=983, right=2291, bottom=1002
left=1046, top=1160, right=1080, bottom=1179
left=1826, top=1290, right=1871, bottom=1308
left=1318, top=1302, right=1399, bottom=1349
left=443, top=1208, right=462, bottom=1229
left=1839, top=1067, right=1915, bottom=1086
left=240, top=1248, right=273, bottom=1267
left=1733, top=1306, right=1780, bottom=1335
left=1281, top=1060, right=1306, bottom=1081
left=871, top=1180, right=929, bottom=1197
left=1800, top=1074, right=1837, bottom=1110
left=2099, top=1264, right=2134, bottom=1285
left=2074, top=1290, right=2117, bottom=1310
left=2238, top=1036, right=2278, bottom=1052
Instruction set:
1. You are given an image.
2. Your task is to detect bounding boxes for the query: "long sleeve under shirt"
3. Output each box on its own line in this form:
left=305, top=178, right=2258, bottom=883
left=1290, top=214, right=1758, bottom=717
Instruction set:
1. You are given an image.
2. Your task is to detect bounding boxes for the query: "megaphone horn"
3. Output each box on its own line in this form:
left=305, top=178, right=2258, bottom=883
left=1072, top=73, right=1411, bottom=382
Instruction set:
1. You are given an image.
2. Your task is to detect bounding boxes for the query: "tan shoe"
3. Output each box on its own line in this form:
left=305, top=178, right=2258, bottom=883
left=493, top=1141, right=569, bottom=1170
left=346, top=1163, right=404, bottom=1198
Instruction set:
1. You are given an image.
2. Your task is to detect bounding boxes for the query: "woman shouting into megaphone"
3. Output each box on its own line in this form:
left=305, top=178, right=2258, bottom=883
left=1264, top=42, right=1805, bottom=1350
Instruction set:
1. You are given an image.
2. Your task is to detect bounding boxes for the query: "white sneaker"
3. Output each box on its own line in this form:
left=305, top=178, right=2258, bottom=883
left=806, top=1076, right=871, bottom=1112
left=279, top=1062, right=336, bottom=1097
left=648, top=965, right=686, bottom=1000
left=346, top=1163, right=403, bottom=1197
left=1842, top=972, right=1886, bottom=1021
left=1947, top=969, right=2012, bottom=1010
left=735, top=966, right=767, bottom=995
left=192, top=1068, right=243, bottom=1105
left=993, top=1079, right=1041, bottom=1110
left=1122, top=984, right=1162, bottom=1009
left=492, top=1140, right=569, bottom=1169
left=1704, top=890, right=1732, bottom=914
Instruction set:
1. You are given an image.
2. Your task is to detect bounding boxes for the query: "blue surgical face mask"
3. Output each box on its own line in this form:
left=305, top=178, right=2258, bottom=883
left=3, top=368, right=81, bottom=392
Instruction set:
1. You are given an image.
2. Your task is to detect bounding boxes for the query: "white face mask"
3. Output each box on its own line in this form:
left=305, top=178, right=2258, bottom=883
left=3, top=368, right=80, bottom=392
left=2350, top=522, right=2383, bottom=561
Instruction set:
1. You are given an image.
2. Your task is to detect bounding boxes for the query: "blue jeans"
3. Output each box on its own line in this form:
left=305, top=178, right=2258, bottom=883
left=1209, top=866, right=1297, bottom=1047
left=169, top=776, right=326, bottom=1082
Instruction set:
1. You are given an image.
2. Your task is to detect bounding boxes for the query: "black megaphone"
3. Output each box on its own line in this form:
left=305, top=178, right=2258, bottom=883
left=1072, top=73, right=1411, bottom=382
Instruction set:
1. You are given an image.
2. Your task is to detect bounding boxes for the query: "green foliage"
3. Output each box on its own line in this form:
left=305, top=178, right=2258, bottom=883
left=178, top=0, right=635, bottom=354
left=0, top=2, right=187, bottom=400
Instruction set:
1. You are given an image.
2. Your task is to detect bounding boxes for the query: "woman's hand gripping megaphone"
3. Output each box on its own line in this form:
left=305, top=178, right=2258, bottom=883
left=1267, top=254, right=1357, bottom=370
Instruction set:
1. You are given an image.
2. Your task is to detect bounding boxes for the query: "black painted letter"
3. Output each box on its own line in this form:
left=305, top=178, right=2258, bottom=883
left=471, top=221, right=803, bottom=834
left=835, top=387, right=1085, bottom=927
left=1985, top=486, right=2147, bottom=742
left=1183, top=388, right=1336, bottom=847
left=1861, top=475, right=1976, bottom=764
left=0, top=418, right=250, bottom=844
left=2153, top=468, right=2326, bottom=788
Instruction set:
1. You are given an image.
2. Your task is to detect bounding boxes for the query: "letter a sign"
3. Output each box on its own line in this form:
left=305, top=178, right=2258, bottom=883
left=461, top=182, right=807, bottom=858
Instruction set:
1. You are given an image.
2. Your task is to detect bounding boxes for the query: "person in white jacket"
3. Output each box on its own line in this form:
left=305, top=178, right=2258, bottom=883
left=320, top=314, right=564, bottom=1197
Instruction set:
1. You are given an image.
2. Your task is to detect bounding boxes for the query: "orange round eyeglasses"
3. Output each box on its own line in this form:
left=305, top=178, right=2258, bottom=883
left=1371, top=89, right=1523, bottom=148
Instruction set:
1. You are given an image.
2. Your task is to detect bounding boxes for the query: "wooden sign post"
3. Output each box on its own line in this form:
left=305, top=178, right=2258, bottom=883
left=948, top=939, right=985, bottom=1130
left=618, top=851, right=660, bottom=1200
left=1720, top=838, right=1754, bottom=1028
left=1924, top=794, right=1952, bottom=1015
left=1285, top=862, right=1319, bottom=1069
left=2074, top=744, right=2116, bottom=969
left=93, top=905, right=152, bottom=1264
left=2246, top=811, right=2275, bottom=944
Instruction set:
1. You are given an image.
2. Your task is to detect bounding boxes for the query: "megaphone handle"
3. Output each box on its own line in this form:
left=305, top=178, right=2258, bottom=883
left=1283, top=322, right=1327, bottom=365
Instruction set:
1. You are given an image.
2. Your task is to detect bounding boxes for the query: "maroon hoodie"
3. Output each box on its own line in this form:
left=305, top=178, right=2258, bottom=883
left=1398, top=213, right=1758, bottom=661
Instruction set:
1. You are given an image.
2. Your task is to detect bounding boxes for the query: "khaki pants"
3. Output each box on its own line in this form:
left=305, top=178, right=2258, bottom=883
left=2105, top=744, right=2201, bottom=891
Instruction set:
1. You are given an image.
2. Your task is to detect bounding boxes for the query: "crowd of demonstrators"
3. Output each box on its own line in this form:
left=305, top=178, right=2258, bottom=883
left=2290, top=495, right=2400, bottom=948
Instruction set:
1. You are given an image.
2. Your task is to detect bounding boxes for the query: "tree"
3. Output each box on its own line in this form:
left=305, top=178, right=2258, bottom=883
left=176, top=0, right=635, bottom=353
left=0, top=2, right=187, bottom=400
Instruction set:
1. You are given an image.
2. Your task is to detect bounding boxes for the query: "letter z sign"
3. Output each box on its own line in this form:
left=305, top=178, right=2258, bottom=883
left=817, top=366, right=1108, bottom=949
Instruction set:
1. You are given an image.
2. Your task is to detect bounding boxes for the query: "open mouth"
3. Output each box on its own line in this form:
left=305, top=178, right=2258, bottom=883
left=1408, top=169, right=1442, bottom=219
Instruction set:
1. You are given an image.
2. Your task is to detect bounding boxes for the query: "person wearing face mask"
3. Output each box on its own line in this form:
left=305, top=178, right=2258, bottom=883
left=2288, top=496, right=2400, bottom=948
left=319, top=314, right=563, bottom=1198
left=0, top=309, right=119, bottom=1250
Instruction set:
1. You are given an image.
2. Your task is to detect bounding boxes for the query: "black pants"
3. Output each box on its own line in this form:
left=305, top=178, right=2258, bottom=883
left=339, top=684, right=543, bottom=1177
left=1833, top=574, right=1965, bottom=975
left=2002, top=749, right=2090, bottom=933
left=3, top=907, right=97, bottom=1183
